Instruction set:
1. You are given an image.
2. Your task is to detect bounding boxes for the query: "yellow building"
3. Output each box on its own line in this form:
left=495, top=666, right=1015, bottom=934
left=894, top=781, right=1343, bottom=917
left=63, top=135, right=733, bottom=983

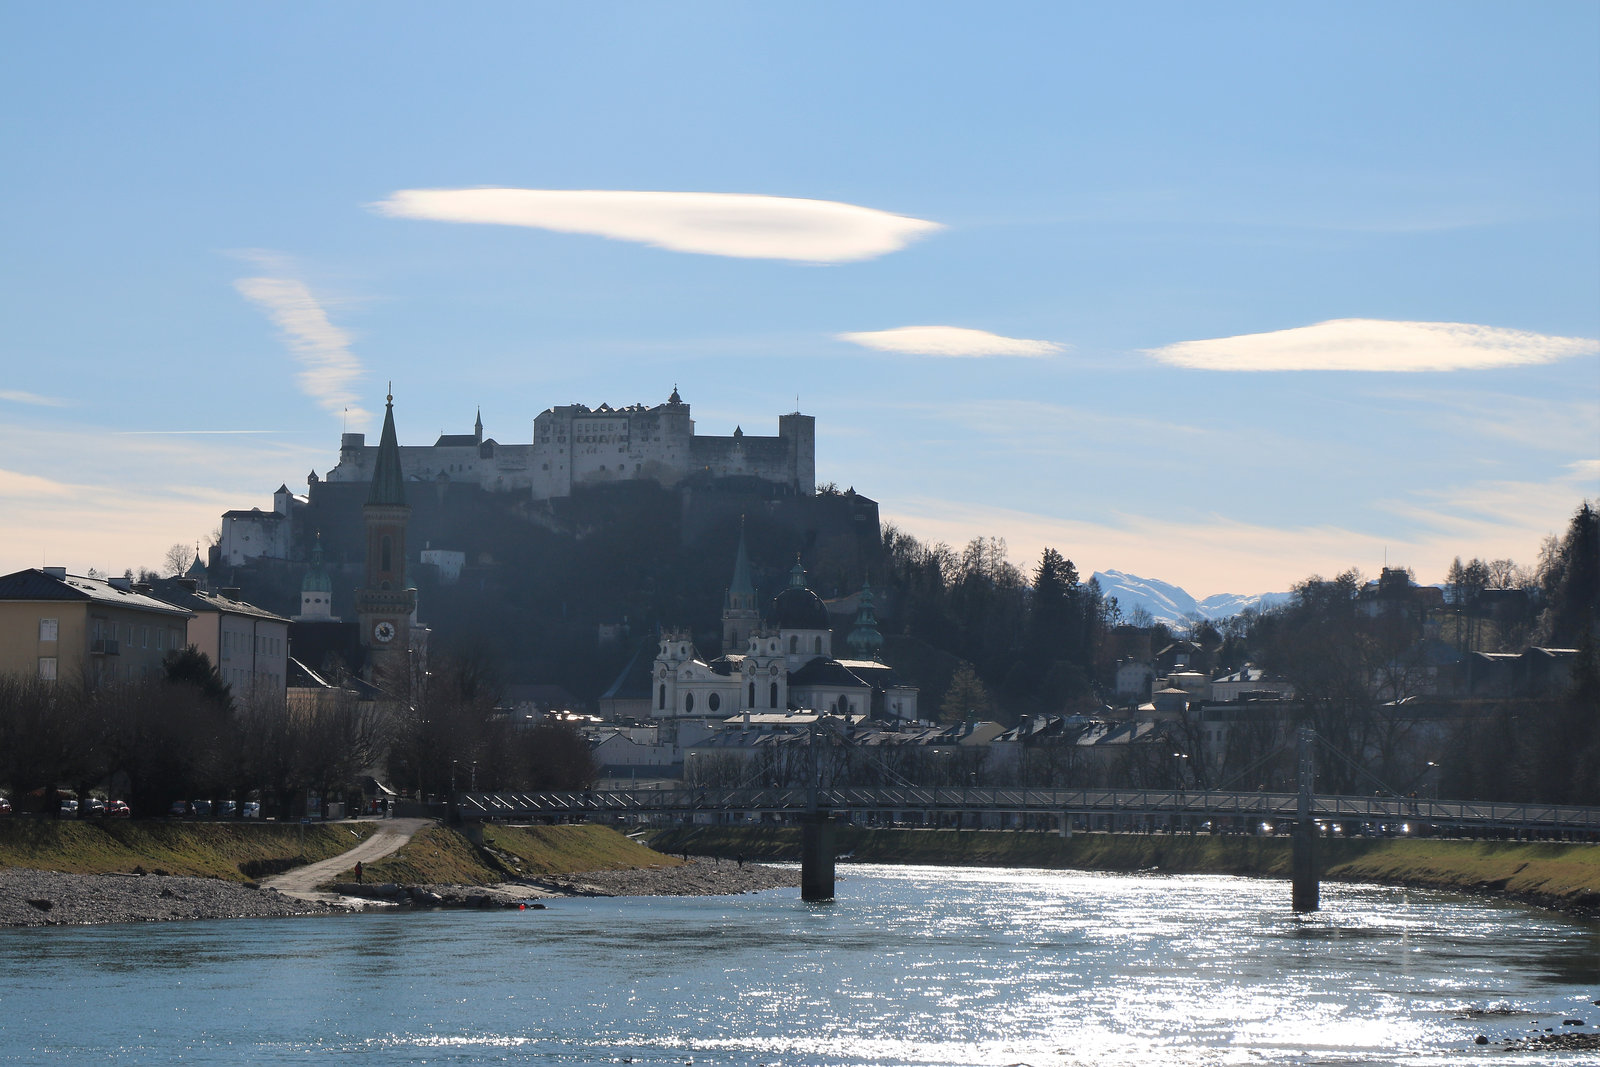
left=0, top=568, right=192, bottom=686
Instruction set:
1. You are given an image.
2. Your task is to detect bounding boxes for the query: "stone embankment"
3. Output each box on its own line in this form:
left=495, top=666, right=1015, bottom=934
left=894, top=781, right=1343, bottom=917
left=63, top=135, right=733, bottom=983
left=0, top=869, right=335, bottom=927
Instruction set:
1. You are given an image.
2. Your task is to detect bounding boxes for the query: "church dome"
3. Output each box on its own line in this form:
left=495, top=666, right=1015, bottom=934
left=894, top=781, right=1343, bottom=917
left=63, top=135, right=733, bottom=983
left=773, top=559, right=828, bottom=630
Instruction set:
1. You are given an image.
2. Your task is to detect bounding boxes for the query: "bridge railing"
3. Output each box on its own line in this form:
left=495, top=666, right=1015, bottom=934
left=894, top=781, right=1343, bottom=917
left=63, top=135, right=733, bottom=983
left=455, top=787, right=1600, bottom=833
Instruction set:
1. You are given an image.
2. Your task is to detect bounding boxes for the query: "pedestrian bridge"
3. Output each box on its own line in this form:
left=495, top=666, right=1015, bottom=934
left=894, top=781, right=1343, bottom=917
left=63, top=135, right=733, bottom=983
left=457, top=786, right=1600, bottom=837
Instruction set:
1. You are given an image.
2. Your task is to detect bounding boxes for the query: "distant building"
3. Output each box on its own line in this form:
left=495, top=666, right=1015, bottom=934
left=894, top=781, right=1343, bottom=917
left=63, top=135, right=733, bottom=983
left=321, top=387, right=815, bottom=501
left=646, top=538, right=918, bottom=723
left=146, top=578, right=291, bottom=703
left=0, top=568, right=192, bottom=686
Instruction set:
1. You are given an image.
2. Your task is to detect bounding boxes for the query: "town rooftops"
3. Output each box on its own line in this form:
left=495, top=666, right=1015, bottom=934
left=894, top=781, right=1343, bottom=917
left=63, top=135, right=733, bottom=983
left=145, top=579, right=289, bottom=622
left=0, top=568, right=192, bottom=618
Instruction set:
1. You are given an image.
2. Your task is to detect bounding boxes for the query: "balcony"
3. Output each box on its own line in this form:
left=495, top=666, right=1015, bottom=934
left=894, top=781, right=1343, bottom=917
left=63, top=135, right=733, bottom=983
left=90, top=638, right=120, bottom=656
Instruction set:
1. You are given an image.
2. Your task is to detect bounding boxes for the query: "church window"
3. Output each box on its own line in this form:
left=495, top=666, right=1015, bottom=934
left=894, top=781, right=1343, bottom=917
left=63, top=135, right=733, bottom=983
left=658, top=684, right=665, bottom=710
left=684, top=692, right=695, bottom=713
left=770, top=681, right=779, bottom=707
left=789, top=635, right=798, bottom=654
left=748, top=682, right=755, bottom=706
left=813, top=636, right=822, bottom=654
left=708, top=693, right=720, bottom=712
left=381, top=535, right=392, bottom=572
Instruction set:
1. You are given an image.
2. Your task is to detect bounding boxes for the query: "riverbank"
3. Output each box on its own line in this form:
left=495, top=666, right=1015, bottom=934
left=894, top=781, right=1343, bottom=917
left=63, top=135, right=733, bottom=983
left=0, top=869, right=337, bottom=926
left=646, top=825, right=1600, bottom=919
left=0, top=822, right=796, bottom=926
left=0, top=817, right=379, bottom=879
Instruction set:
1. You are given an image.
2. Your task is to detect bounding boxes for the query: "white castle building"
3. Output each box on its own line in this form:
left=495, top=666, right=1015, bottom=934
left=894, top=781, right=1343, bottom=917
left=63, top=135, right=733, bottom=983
left=323, top=387, right=815, bottom=499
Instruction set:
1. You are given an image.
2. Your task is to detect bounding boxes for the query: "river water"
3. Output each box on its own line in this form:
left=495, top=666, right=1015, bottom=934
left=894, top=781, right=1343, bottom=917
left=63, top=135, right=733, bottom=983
left=1, top=864, right=1596, bottom=1065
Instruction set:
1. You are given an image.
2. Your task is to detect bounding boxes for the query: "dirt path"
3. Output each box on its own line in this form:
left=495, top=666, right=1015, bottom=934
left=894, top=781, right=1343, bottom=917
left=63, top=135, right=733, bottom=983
left=261, top=817, right=432, bottom=903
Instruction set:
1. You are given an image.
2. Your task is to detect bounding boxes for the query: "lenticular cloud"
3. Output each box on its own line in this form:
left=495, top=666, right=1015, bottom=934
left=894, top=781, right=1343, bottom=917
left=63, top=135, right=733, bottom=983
left=1147, top=319, right=1599, bottom=372
left=838, top=325, right=1063, bottom=358
left=372, top=188, right=941, bottom=263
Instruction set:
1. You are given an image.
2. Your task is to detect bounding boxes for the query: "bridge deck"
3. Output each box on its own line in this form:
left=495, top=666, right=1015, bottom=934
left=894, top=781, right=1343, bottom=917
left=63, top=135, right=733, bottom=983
left=456, top=787, right=1600, bottom=834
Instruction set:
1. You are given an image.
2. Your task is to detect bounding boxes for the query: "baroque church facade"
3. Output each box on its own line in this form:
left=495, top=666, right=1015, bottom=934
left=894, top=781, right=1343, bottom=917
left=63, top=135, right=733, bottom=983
left=652, top=531, right=918, bottom=723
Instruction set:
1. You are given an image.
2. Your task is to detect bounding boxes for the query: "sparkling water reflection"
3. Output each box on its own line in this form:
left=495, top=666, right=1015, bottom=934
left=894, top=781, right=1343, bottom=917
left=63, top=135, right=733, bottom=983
left=0, top=864, right=1596, bottom=1065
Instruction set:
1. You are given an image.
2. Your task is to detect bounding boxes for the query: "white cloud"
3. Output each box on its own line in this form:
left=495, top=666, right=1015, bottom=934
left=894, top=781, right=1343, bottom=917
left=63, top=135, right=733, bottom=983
left=234, top=273, right=368, bottom=421
left=0, top=468, right=75, bottom=498
left=1147, top=319, right=1599, bottom=372
left=837, top=326, right=1064, bottom=358
left=372, top=188, right=941, bottom=263
left=0, top=389, right=68, bottom=407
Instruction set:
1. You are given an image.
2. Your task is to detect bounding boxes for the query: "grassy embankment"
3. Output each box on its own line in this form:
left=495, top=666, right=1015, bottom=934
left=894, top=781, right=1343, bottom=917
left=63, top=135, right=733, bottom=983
left=0, top=819, right=378, bottom=881
left=332, top=823, right=684, bottom=886
left=647, top=825, right=1600, bottom=916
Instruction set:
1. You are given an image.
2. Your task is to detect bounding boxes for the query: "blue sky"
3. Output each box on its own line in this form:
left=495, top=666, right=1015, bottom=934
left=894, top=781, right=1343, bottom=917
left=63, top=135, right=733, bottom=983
left=2, top=3, right=1596, bottom=595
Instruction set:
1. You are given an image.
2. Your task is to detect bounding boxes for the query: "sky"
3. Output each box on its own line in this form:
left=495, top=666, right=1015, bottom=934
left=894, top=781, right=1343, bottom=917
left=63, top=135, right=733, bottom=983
left=2, top=3, right=1596, bottom=597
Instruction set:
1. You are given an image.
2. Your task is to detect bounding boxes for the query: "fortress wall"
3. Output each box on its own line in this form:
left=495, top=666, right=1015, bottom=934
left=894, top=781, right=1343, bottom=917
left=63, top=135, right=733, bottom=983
left=325, top=399, right=811, bottom=500
left=689, top=434, right=793, bottom=486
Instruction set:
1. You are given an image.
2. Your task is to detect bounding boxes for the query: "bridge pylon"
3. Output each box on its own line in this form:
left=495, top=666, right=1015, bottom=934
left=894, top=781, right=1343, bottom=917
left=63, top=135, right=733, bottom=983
left=1292, top=725, right=1319, bottom=913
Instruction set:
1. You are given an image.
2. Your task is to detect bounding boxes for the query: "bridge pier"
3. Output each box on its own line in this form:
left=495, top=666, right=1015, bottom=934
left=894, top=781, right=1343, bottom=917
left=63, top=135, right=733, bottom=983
left=799, top=811, right=837, bottom=902
left=1292, top=820, right=1318, bottom=912
left=1292, top=725, right=1319, bottom=912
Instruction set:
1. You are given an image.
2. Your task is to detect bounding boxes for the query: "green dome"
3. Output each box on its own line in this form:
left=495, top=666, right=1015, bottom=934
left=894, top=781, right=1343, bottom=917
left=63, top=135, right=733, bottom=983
left=302, top=537, right=333, bottom=593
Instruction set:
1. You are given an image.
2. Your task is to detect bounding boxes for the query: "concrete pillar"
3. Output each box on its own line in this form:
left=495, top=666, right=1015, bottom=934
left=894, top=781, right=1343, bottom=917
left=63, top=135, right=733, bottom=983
left=1292, top=725, right=1319, bottom=912
left=1292, top=821, right=1319, bottom=912
left=800, top=812, right=836, bottom=901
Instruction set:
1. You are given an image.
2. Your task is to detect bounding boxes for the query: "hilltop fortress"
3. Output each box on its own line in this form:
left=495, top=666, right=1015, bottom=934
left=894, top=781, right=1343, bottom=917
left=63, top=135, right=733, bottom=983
left=323, top=387, right=815, bottom=499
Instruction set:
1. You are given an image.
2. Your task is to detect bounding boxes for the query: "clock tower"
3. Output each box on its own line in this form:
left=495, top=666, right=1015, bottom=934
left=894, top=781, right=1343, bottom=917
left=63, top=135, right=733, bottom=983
left=354, top=389, right=417, bottom=684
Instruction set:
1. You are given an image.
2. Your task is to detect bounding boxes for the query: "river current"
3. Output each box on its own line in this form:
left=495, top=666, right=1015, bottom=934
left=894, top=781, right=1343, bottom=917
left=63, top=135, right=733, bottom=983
left=1, top=864, right=1596, bottom=1065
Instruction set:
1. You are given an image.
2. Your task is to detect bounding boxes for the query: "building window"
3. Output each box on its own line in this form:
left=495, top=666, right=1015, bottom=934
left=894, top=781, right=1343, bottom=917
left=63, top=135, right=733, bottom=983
left=789, top=635, right=798, bottom=654
left=38, top=657, right=57, bottom=681
left=748, top=682, right=755, bottom=706
left=381, top=535, right=392, bottom=572
left=659, top=683, right=666, bottom=710
left=38, top=618, right=57, bottom=642
left=684, top=692, right=695, bottom=713
left=770, top=682, right=779, bottom=707
left=814, top=636, right=822, bottom=654
left=708, top=693, right=720, bottom=712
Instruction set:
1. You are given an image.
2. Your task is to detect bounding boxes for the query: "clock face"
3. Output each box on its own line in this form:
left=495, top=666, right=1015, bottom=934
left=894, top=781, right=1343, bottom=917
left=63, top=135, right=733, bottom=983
left=372, top=621, right=396, bottom=644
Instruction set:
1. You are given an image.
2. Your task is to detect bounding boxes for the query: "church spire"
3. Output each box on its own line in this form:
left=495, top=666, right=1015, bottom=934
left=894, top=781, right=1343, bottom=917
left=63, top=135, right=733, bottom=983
left=721, top=517, right=760, bottom=653
left=848, top=581, right=884, bottom=660
left=367, top=388, right=406, bottom=507
left=474, top=407, right=483, bottom=444
left=728, top=518, right=755, bottom=604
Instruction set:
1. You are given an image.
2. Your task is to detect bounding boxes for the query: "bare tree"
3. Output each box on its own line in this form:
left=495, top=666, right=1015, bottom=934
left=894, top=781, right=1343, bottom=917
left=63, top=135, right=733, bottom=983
left=163, top=542, right=194, bottom=577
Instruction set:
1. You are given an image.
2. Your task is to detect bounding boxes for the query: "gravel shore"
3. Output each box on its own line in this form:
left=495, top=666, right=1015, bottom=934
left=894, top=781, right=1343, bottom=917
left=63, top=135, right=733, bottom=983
left=1, top=858, right=798, bottom=928
left=0, top=869, right=336, bottom=927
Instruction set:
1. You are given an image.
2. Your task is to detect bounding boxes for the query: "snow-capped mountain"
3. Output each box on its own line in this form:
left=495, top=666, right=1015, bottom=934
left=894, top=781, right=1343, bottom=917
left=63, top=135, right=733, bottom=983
left=1090, top=570, right=1290, bottom=628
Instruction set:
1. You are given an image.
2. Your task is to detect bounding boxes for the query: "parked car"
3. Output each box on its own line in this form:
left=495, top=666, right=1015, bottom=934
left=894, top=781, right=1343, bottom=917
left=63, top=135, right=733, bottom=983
left=105, top=800, right=131, bottom=818
left=0, top=797, right=12, bottom=815
left=191, top=799, right=212, bottom=818
left=168, top=800, right=190, bottom=818
left=218, top=800, right=237, bottom=819
left=85, top=798, right=106, bottom=817
left=59, top=798, right=78, bottom=816
left=242, top=801, right=261, bottom=819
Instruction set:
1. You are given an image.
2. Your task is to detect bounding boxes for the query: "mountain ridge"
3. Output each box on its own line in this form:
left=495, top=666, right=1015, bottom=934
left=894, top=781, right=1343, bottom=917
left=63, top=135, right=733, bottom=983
left=1091, top=569, right=1290, bottom=627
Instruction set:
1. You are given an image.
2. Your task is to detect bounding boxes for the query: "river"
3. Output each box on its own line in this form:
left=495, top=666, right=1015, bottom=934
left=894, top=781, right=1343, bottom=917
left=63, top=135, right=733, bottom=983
left=0, top=864, right=1595, bottom=1065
